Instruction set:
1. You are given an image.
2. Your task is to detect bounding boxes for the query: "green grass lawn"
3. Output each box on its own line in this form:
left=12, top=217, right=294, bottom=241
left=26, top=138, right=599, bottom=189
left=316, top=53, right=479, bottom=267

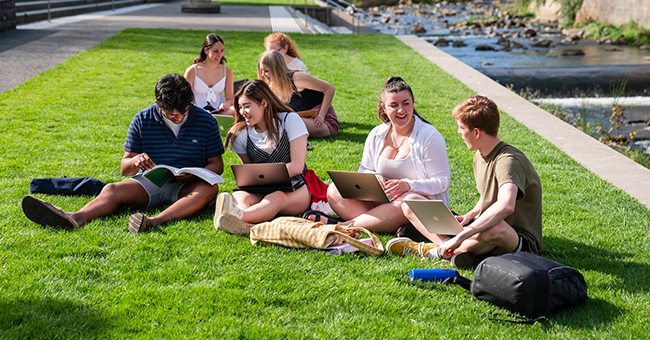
left=1, top=29, right=649, bottom=339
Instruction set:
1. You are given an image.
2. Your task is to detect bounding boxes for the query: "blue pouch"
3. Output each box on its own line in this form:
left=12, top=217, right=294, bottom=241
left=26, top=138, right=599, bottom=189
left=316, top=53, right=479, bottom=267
left=29, top=177, right=106, bottom=196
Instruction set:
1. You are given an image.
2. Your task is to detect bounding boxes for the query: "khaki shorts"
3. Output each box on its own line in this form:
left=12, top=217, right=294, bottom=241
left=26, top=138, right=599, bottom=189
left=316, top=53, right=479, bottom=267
left=127, top=174, right=185, bottom=208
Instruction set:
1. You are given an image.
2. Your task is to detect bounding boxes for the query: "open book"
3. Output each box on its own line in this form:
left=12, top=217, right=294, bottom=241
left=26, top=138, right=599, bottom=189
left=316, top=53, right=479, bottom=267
left=142, top=165, right=224, bottom=189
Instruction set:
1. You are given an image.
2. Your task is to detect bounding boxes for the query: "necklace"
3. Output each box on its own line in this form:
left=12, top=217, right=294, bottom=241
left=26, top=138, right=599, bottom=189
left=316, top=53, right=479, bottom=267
left=392, top=122, right=414, bottom=152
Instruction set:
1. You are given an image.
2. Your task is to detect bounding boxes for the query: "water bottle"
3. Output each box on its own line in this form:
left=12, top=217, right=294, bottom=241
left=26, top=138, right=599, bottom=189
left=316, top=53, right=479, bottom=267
left=409, top=268, right=457, bottom=282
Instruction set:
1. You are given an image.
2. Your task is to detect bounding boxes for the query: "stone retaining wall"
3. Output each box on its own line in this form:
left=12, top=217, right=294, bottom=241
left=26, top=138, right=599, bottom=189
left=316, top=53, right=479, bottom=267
left=528, top=0, right=561, bottom=22
left=576, top=0, right=650, bottom=28
left=0, top=0, right=16, bottom=33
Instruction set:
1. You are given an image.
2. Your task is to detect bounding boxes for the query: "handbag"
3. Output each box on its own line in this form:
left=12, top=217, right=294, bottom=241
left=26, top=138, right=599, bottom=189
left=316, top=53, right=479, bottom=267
left=249, top=216, right=384, bottom=256
left=304, top=169, right=335, bottom=215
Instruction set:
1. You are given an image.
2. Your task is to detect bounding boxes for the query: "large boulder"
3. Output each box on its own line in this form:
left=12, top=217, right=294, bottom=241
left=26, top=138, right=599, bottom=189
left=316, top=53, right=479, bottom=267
left=434, top=38, right=449, bottom=47
left=476, top=45, right=496, bottom=51
left=531, top=39, right=553, bottom=47
left=411, top=24, right=426, bottom=33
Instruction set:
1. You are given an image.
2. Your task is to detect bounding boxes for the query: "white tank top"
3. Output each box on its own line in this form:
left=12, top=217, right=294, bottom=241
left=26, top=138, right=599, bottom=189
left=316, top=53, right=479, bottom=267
left=377, top=153, right=417, bottom=181
left=193, top=64, right=226, bottom=109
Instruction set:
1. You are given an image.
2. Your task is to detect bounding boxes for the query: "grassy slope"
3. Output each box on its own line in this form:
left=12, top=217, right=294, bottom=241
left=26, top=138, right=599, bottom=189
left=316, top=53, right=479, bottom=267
left=0, top=29, right=649, bottom=339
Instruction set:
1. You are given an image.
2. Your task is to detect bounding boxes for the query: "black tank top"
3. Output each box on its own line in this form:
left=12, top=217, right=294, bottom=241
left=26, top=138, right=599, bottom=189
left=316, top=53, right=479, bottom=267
left=288, top=71, right=323, bottom=111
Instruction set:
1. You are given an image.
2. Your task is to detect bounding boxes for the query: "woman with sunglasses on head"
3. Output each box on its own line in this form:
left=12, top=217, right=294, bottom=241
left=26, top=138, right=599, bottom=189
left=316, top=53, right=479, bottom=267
left=319, top=76, right=451, bottom=233
left=214, top=80, right=311, bottom=227
left=184, top=33, right=235, bottom=116
left=264, top=32, right=308, bottom=73
left=258, top=50, right=338, bottom=138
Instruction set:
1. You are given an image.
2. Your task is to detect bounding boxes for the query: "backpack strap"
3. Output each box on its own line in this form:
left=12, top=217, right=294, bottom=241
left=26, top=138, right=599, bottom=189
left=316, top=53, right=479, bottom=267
left=444, top=275, right=472, bottom=291
left=486, top=312, right=547, bottom=325
left=397, top=273, right=473, bottom=291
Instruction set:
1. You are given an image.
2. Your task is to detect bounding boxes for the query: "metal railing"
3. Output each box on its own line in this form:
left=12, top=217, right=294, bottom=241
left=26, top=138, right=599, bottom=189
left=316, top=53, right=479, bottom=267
left=318, top=0, right=390, bottom=33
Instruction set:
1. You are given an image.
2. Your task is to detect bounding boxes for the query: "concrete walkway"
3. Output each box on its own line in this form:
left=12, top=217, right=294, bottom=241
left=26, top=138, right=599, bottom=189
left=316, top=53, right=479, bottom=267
left=1, top=3, right=649, bottom=210
left=398, top=35, right=650, bottom=210
left=0, top=1, right=274, bottom=94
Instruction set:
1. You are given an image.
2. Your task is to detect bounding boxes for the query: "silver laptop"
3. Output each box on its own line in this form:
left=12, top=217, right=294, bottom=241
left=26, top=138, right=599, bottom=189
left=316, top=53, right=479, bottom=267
left=327, top=170, right=390, bottom=203
left=404, top=199, right=464, bottom=235
left=212, top=114, right=235, bottom=136
left=231, top=163, right=293, bottom=191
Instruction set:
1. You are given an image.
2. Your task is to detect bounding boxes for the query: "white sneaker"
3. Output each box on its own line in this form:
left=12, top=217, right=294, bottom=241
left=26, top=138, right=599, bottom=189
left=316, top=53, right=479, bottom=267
left=214, top=193, right=243, bottom=230
left=216, top=214, right=253, bottom=235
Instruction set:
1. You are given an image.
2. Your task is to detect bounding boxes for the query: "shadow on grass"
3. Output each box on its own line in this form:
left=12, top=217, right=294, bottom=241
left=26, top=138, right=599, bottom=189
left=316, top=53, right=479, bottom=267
left=542, top=235, right=650, bottom=294
left=334, top=122, right=376, bottom=145
left=0, top=297, right=111, bottom=338
left=543, top=297, right=623, bottom=330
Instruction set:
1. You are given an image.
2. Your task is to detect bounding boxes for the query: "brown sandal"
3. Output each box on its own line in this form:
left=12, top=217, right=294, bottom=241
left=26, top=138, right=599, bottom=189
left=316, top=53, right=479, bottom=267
left=21, top=195, right=79, bottom=230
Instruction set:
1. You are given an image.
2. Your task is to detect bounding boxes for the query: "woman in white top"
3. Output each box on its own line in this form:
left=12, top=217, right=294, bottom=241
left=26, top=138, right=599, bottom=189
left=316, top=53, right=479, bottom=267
left=214, top=80, right=311, bottom=225
left=184, top=33, right=235, bottom=116
left=264, top=32, right=308, bottom=73
left=323, top=76, right=451, bottom=233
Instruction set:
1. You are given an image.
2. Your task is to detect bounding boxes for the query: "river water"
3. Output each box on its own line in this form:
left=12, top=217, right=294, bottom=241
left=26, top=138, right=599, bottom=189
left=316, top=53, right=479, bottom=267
left=354, top=1, right=650, bottom=155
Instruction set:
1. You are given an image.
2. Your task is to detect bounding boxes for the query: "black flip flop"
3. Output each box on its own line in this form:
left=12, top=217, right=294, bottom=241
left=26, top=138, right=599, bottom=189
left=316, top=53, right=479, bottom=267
left=21, top=195, right=78, bottom=230
left=302, top=209, right=344, bottom=224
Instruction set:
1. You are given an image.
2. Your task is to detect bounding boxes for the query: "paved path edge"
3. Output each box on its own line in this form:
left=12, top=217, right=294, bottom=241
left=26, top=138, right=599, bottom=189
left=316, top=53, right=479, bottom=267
left=398, top=34, right=650, bottom=210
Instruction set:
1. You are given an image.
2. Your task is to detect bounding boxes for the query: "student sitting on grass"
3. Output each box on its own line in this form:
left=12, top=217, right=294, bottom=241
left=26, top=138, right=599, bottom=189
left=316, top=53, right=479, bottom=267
left=21, top=73, right=224, bottom=233
left=264, top=32, right=309, bottom=73
left=213, top=80, right=311, bottom=227
left=310, top=76, right=450, bottom=234
left=387, top=96, right=543, bottom=269
left=184, top=33, right=235, bottom=116
left=258, top=50, right=338, bottom=138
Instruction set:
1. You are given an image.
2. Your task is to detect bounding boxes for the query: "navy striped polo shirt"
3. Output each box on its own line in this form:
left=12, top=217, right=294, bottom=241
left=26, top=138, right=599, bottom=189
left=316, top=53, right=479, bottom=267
left=124, top=104, right=224, bottom=168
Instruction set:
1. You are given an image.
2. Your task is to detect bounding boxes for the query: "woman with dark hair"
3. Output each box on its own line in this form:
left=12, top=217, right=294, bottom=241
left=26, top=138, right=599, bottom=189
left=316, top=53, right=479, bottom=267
left=258, top=50, right=338, bottom=138
left=317, top=76, right=450, bottom=233
left=214, top=80, right=311, bottom=226
left=264, top=32, right=308, bottom=73
left=184, top=33, right=235, bottom=116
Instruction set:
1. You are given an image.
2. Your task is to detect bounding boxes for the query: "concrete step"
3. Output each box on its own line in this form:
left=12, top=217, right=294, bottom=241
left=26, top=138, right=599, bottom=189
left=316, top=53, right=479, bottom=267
left=16, top=0, right=144, bottom=24
left=16, top=0, right=109, bottom=12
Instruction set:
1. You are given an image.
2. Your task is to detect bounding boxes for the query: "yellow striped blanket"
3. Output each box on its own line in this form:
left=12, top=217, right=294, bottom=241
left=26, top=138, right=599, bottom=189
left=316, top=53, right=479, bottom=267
left=249, top=216, right=384, bottom=256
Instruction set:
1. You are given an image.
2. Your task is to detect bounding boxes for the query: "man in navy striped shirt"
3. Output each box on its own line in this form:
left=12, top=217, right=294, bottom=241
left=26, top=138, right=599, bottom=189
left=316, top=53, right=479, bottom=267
left=22, top=73, right=224, bottom=233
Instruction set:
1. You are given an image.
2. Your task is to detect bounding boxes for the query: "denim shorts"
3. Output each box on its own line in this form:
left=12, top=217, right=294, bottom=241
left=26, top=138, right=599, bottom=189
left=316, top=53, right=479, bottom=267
left=127, top=174, right=185, bottom=208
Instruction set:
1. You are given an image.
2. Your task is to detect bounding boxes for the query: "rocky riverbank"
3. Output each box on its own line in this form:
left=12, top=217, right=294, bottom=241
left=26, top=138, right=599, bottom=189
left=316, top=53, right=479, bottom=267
left=356, top=0, right=650, bottom=96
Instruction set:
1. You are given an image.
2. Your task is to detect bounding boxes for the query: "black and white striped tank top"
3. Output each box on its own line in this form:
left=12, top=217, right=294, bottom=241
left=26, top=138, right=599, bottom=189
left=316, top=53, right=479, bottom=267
left=244, top=115, right=307, bottom=190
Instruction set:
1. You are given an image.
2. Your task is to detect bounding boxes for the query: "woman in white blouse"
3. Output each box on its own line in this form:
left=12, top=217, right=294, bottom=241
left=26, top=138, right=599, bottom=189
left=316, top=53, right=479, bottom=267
left=322, top=76, right=451, bottom=233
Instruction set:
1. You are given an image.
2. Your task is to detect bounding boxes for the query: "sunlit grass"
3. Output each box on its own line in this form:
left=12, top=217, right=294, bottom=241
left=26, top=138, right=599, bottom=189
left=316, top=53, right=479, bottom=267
left=0, top=29, right=649, bottom=338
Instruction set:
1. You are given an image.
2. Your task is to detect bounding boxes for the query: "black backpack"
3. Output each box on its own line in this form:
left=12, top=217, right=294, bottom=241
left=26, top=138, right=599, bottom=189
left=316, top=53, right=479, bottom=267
left=442, top=252, right=588, bottom=323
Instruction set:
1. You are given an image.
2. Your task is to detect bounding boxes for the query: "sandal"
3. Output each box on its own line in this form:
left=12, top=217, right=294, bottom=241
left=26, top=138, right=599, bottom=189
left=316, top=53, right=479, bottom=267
left=21, top=195, right=79, bottom=230
left=302, top=209, right=344, bottom=225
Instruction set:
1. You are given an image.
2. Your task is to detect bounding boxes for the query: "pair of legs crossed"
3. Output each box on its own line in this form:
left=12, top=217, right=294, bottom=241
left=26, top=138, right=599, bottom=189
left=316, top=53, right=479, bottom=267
left=402, top=203, right=520, bottom=258
left=326, top=184, right=426, bottom=233
left=66, top=176, right=218, bottom=227
left=232, top=185, right=311, bottom=224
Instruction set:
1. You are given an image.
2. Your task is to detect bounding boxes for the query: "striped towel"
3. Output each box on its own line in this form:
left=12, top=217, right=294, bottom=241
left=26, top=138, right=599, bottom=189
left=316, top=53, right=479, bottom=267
left=250, top=217, right=384, bottom=256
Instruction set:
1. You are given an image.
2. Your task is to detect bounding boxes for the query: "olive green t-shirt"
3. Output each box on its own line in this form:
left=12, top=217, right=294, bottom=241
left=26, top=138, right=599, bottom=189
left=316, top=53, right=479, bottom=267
left=473, top=141, right=542, bottom=254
